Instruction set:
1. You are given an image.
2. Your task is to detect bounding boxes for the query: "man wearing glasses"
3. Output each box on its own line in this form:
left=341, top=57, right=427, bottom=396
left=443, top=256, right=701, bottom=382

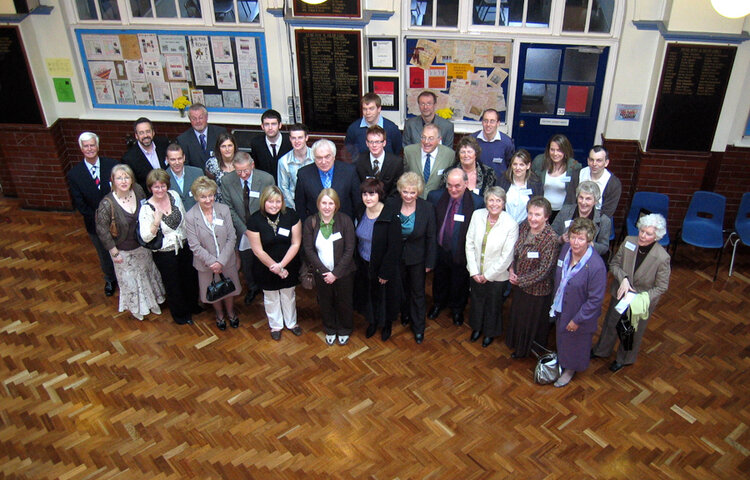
left=403, top=124, right=455, bottom=199
left=403, top=90, right=454, bottom=149
left=472, top=108, right=515, bottom=177
left=356, top=125, right=403, bottom=199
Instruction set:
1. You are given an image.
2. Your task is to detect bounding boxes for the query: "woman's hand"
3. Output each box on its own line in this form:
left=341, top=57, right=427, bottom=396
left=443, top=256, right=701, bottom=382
left=566, top=320, right=578, bottom=332
left=508, top=267, right=518, bottom=285
left=472, top=274, right=486, bottom=284
left=209, top=262, right=223, bottom=274
left=269, top=262, right=282, bottom=274
left=425, top=267, right=432, bottom=273
left=617, top=278, right=634, bottom=299
left=561, top=232, right=569, bottom=243
left=278, top=268, right=289, bottom=279
left=378, top=277, right=388, bottom=285
left=322, top=272, right=337, bottom=284
left=110, top=249, right=123, bottom=264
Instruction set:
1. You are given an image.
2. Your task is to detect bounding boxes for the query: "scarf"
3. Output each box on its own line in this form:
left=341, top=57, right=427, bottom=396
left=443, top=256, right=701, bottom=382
left=319, top=213, right=335, bottom=239
left=550, top=245, right=593, bottom=317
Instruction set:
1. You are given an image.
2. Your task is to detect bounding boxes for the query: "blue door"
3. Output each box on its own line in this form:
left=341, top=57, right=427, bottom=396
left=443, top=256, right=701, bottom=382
left=511, top=43, right=609, bottom=163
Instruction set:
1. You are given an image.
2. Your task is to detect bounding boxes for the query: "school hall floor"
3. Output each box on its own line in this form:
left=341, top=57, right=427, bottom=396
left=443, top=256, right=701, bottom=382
left=0, top=196, right=748, bottom=479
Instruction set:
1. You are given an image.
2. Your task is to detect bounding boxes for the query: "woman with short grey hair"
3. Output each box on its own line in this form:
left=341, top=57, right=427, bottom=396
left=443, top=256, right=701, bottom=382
left=551, top=180, right=612, bottom=256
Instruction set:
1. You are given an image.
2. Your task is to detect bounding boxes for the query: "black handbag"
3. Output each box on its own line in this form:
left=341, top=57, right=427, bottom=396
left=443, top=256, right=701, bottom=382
left=136, top=202, right=164, bottom=250
left=206, top=273, right=236, bottom=302
left=616, top=309, right=635, bottom=351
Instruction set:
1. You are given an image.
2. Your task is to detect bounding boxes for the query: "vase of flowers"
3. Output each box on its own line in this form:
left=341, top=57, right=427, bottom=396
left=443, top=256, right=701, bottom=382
left=173, top=95, right=192, bottom=117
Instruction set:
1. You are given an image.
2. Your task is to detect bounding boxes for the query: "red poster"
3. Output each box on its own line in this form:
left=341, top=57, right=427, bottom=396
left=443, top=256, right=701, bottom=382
left=565, top=86, right=589, bottom=113
left=409, top=66, right=425, bottom=88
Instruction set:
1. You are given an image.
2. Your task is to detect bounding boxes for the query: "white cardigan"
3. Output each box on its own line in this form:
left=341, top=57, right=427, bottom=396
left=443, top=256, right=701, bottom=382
left=465, top=209, right=519, bottom=282
left=138, top=190, right=188, bottom=253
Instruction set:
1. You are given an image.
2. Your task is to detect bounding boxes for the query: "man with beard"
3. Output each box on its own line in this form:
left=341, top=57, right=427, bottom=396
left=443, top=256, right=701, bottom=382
left=122, top=117, right=169, bottom=191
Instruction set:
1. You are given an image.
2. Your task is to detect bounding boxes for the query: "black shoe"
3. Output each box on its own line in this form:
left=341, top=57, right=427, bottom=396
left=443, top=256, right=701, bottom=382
left=186, top=318, right=194, bottom=325
left=216, top=318, right=227, bottom=331
left=191, top=304, right=205, bottom=314
left=482, top=336, right=494, bottom=348
left=470, top=330, right=481, bottom=342
left=365, top=324, right=377, bottom=338
left=590, top=349, right=603, bottom=359
left=244, top=288, right=259, bottom=305
left=104, top=280, right=116, bottom=297
left=609, top=361, right=625, bottom=373
left=414, top=333, right=424, bottom=344
left=452, top=311, right=464, bottom=326
left=381, top=325, right=391, bottom=341
left=229, top=316, right=239, bottom=329
left=401, top=314, right=411, bottom=326
left=428, top=305, right=442, bottom=319
left=510, top=351, right=521, bottom=359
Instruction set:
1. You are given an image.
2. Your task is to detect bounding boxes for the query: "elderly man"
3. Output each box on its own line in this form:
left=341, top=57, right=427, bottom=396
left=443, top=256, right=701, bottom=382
left=355, top=125, right=403, bottom=199
left=250, top=109, right=292, bottom=183
left=345, top=93, right=402, bottom=160
left=164, top=143, right=203, bottom=211
left=426, top=167, right=484, bottom=326
left=122, top=117, right=168, bottom=192
left=177, top=103, right=227, bottom=170
left=67, top=132, right=118, bottom=296
left=220, top=151, right=274, bottom=304
left=471, top=108, right=515, bottom=178
left=403, top=124, right=455, bottom=198
left=564, top=145, right=622, bottom=218
left=402, top=90, right=454, bottom=148
left=295, top=139, right=361, bottom=220
left=277, top=123, right=314, bottom=209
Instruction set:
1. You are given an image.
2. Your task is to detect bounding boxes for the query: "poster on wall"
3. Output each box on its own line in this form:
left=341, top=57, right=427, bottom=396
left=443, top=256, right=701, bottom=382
left=76, top=29, right=271, bottom=113
left=405, top=38, right=512, bottom=123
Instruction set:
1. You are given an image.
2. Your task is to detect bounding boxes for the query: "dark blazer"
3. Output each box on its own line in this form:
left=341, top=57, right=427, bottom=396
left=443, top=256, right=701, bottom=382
left=177, top=124, right=228, bottom=170
left=356, top=203, right=402, bottom=282
left=295, top=161, right=362, bottom=221
left=121, top=137, right=169, bottom=192
left=356, top=151, right=404, bottom=199
left=219, top=169, right=275, bottom=242
left=166, top=165, right=203, bottom=212
left=388, top=197, right=437, bottom=269
left=427, top=188, right=484, bottom=265
left=496, top=175, right=544, bottom=198
left=67, top=157, right=117, bottom=234
left=250, top=133, right=292, bottom=184
left=302, top=211, right=357, bottom=279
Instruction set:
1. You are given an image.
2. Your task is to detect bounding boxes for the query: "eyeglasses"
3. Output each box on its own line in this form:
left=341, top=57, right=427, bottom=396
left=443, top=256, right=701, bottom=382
left=421, top=136, right=438, bottom=142
left=114, top=176, right=130, bottom=181
left=366, top=140, right=384, bottom=145
left=236, top=168, right=252, bottom=174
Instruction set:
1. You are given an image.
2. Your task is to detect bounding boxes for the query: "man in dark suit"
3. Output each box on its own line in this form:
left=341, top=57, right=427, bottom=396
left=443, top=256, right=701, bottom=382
left=164, top=143, right=203, bottom=212
left=250, top=109, right=292, bottom=184
left=219, top=151, right=274, bottom=304
left=426, top=167, right=484, bottom=326
left=122, top=117, right=168, bottom=192
left=356, top=125, right=404, bottom=199
left=67, top=131, right=118, bottom=296
left=295, top=139, right=361, bottom=220
left=176, top=103, right=228, bottom=170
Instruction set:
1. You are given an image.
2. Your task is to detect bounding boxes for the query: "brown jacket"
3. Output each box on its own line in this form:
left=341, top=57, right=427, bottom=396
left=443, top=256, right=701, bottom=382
left=302, top=211, right=357, bottom=279
left=95, top=184, right=146, bottom=250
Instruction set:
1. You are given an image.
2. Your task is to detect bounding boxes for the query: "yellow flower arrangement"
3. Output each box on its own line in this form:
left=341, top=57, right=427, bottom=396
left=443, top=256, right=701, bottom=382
left=436, top=107, right=454, bottom=120
left=173, top=95, right=192, bottom=117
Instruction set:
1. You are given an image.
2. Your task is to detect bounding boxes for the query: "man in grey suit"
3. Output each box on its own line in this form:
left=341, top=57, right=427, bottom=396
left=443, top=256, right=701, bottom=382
left=219, top=151, right=274, bottom=304
left=402, top=91, right=454, bottom=148
left=177, top=103, right=228, bottom=170
left=403, top=124, right=455, bottom=199
left=164, top=143, right=203, bottom=212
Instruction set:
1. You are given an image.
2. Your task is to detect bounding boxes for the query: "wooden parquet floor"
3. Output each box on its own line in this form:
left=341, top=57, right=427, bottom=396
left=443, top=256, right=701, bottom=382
left=0, top=197, right=748, bottom=479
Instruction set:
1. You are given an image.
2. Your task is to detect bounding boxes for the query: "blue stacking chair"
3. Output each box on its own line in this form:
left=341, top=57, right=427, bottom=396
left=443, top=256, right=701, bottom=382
left=674, top=191, right=726, bottom=281
left=726, top=192, right=750, bottom=276
left=625, top=192, right=670, bottom=246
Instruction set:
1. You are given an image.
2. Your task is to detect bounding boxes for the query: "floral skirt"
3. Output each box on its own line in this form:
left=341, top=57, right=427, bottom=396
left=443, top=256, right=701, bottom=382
left=114, top=247, right=166, bottom=319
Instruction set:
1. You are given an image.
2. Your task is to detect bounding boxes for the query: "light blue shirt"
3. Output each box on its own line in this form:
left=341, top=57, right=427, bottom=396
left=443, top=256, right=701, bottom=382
left=358, top=115, right=385, bottom=128
left=278, top=147, right=314, bottom=208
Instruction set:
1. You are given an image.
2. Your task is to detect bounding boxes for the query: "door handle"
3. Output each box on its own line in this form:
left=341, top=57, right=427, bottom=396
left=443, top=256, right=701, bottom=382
left=518, top=120, right=525, bottom=127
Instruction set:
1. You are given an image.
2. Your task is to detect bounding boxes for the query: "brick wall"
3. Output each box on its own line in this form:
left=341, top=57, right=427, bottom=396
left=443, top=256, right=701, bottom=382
left=713, top=146, right=750, bottom=224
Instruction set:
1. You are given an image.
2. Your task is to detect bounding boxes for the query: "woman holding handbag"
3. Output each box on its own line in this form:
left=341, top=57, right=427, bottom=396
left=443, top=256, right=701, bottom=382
left=185, top=176, right=241, bottom=331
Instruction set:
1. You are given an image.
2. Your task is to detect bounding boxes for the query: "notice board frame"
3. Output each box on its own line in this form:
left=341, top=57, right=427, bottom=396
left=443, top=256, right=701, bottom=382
left=75, top=28, right=271, bottom=113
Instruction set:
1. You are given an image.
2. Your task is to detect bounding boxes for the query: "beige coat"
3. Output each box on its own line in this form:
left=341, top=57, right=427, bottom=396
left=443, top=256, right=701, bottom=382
left=185, top=202, right=238, bottom=273
left=609, top=236, right=671, bottom=313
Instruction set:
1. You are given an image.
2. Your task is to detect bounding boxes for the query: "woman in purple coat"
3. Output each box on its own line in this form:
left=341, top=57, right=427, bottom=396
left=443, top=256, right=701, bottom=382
left=550, top=217, right=607, bottom=387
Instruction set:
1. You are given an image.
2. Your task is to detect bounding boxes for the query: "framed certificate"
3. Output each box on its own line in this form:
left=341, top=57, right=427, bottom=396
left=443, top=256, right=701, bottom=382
left=368, top=37, right=397, bottom=71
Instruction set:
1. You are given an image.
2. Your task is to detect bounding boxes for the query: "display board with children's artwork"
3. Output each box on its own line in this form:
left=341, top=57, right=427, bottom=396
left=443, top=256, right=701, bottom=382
left=405, top=37, right=512, bottom=124
left=75, top=29, right=270, bottom=113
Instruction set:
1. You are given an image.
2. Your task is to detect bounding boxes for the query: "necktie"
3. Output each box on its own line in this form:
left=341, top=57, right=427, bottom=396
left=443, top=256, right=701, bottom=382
left=423, top=153, right=431, bottom=184
left=271, top=143, right=277, bottom=158
left=91, top=166, right=100, bottom=189
left=372, top=159, right=380, bottom=176
left=323, top=170, right=332, bottom=189
left=243, top=180, right=250, bottom=224
left=199, top=133, right=207, bottom=152
left=441, top=199, right=459, bottom=249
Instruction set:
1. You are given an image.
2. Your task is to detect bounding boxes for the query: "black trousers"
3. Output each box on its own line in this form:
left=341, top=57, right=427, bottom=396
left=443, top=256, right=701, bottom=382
left=152, top=246, right=200, bottom=324
left=431, top=247, right=470, bottom=314
left=239, top=248, right=257, bottom=291
left=400, top=262, right=426, bottom=334
left=356, top=257, right=400, bottom=328
left=468, top=279, right=508, bottom=337
left=89, top=231, right=115, bottom=282
left=316, top=271, right=354, bottom=336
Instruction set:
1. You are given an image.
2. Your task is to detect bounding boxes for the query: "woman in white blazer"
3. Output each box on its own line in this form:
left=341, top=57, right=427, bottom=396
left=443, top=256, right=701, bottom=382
left=465, top=186, right=519, bottom=347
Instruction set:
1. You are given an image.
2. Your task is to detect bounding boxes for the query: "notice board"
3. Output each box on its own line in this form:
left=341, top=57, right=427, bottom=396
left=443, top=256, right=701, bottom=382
left=75, top=29, right=271, bottom=113
left=649, top=44, right=736, bottom=151
left=405, top=38, right=512, bottom=123
left=0, top=26, right=43, bottom=125
left=295, top=29, right=362, bottom=134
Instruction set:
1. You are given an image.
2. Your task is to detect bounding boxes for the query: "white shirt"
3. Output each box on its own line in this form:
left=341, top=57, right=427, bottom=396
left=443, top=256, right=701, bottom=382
left=138, top=143, right=161, bottom=169
left=578, top=167, right=612, bottom=210
left=315, top=230, right=336, bottom=272
left=370, top=153, right=385, bottom=171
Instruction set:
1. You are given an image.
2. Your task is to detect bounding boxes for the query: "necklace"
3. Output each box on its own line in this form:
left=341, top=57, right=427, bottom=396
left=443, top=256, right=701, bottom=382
left=116, top=191, right=133, bottom=202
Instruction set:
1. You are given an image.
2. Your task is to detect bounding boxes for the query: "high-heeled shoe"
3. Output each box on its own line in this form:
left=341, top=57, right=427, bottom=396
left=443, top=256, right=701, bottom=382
left=229, top=316, right=239, bottom=329
left=469, top=330, right=481, bottom=342
left=216, top=317, right=227, bottom=331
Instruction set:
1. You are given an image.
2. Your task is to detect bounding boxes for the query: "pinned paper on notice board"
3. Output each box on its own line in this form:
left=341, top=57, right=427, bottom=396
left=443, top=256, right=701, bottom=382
left=54, top=78, right=76, bottom=103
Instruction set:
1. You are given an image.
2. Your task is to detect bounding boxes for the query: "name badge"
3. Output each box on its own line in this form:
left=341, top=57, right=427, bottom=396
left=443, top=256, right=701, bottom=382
left=454, top=214, right=465, bottom=222
left=492, top=157, right=504, bottom=164
left=472, top=188, right=480, bottom=195
left=520, top=188, right=533, bottom=195
left=188, top=191, right=193, bottom=197
left=330, top=232, right=342, bottom=241
left=557, top=259, right=564, bottom=267
left=278, top=227, right=290, bottom=237
left=562, top=175, right=571, bottom=183
left=249, top=191, right=260, bottom=198
left=564, top=220, right=571, bottom=228
left=213, top=218, right=224, bottom=226
left=624, top=241, right=636, bottom=251
left=437, top=169, right=445, bottom=175
left=527, top=251, right=539, bottom=259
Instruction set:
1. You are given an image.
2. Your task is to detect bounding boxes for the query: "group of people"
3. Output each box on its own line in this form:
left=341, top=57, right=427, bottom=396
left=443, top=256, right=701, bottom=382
left=67, top=93, right=670, bottom=388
